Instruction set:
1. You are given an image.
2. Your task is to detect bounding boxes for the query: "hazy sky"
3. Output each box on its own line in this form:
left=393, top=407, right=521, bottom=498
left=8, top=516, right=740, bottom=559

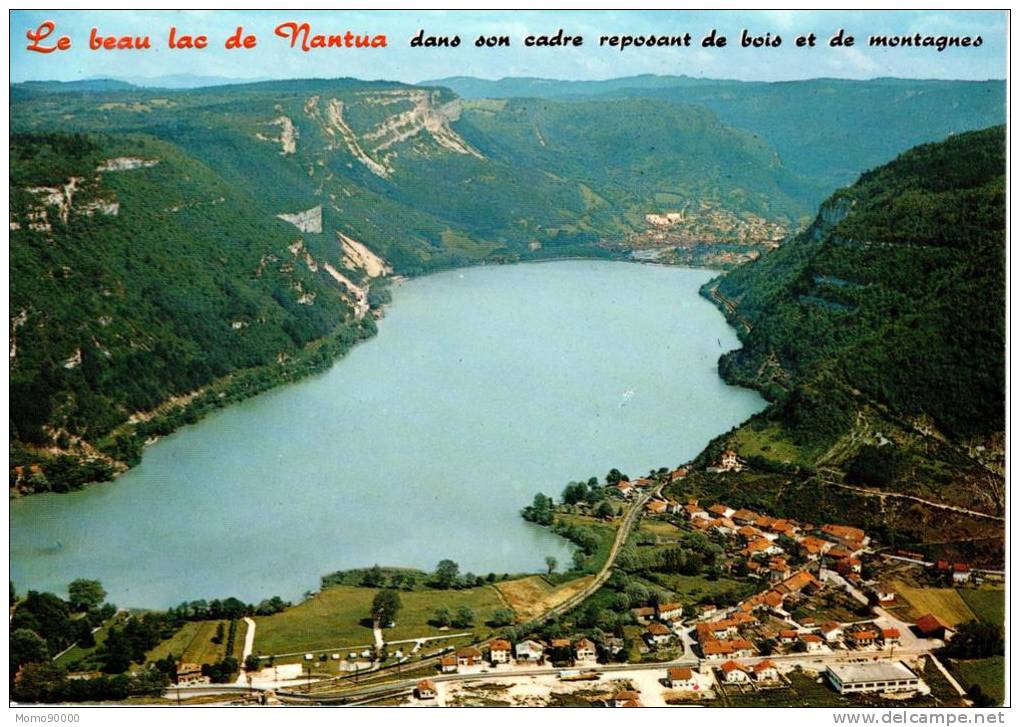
left=10, top=9, right=1007, bottom=84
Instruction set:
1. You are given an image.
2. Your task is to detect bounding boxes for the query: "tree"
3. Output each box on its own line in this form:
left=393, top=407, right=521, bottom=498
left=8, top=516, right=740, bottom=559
left=244, top=654, right=261, bottom=672
left=846, top=445, right=903, bottom=488
left=489, top=608, right=515, bottom=627
left=966, top=684, right=997, bottom=707
left=572, top=550, right=588, bottom=571
left=452, top=607, right=475, bottom=628
left=434, top=560, right=460, bottom=589
left=371, top=590, right=402, bottom=627
left=594, top=500, right=615, bottom=519
left=521, top=493, right=555, bottom=525
left=433, top=607, right=452, bottom=628
left=361, top=564, right=385, bottom=588
left=212, top=622, right=225, bottom=644
left=10, top=629, right=49, bottom=674
left=545, top=556, right=558, bottom=574
left=940, top=620, right=1004, bottom=659
left=11, top=662, right=66, bottom=703
left=67, top=579, right=106, bottom=612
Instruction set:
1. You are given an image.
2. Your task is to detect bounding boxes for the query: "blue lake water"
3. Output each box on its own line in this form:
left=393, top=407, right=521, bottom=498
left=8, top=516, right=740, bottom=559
left=10, top=261, right=765, bottom=608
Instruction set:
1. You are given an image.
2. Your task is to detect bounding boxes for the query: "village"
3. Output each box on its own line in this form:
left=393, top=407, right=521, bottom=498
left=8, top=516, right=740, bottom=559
left=365, top=449, right=992, bottom=707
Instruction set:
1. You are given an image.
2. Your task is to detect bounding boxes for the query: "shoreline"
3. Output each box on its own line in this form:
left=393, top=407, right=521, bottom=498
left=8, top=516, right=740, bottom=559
left=11, top=256, right=765, bottom=611
left=11, top=253, right=732, bottom=500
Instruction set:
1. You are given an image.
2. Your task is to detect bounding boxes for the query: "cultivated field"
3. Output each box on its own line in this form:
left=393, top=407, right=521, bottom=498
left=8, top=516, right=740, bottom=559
left=890, top=581, right=976, bottom=625
left=495, top=575, right=593, bottom=622
left=958, top=587, right=1005, bottom=626
left=145, top=620, right=235, bottom=665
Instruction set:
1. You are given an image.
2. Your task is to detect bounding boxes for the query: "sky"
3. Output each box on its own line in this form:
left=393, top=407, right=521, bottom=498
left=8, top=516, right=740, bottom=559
left=9, top=9, right=1007, bottom=85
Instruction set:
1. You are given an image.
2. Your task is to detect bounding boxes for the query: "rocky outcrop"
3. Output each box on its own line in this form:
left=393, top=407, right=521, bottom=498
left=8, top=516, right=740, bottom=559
left=97, top=157, right=159, bottom=172
left=19, top=176, right=119, bottom=231
left=314, top=96, right=390, bottom=178
left=256, top=116, right=298, bottom=155
left=338, top=232, right=390, bottom=277
left=277, top=205, right=322, bottom=233
left=323, top=262, right=369, bottom=320
left=362, top=90, right=483, bottom=159
left=305, top=90, right=481, bottom=178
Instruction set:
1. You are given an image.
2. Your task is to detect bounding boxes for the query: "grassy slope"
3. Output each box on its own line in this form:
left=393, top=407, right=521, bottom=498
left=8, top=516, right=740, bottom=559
left=949, top=656, right=1005, bottom=705
left=252, top=583, right=507, bottom=656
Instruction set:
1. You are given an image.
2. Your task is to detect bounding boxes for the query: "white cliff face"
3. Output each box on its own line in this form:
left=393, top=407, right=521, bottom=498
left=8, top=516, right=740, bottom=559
left=256, top=116, right=298, bottom=155
left=20, top=176, right=119, bottom=231
left=307, top=96, right=390, bottom=178
left=304, top=90, right=482, bottom=178
left=362, top=90, right=483, bottom=159
left=97, top=157, right=160, bottom=172
left=277, top=205, right=322, bottom=233
left=338, top=233, right=391, bottom=278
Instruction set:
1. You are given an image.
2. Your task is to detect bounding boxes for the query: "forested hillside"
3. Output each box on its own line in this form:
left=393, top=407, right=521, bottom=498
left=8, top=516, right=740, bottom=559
left=9, top=132, right=372, bottom=489
left=690, top=127, right=1005, bottom=565
left=429, top=75, right=1006, bottom=199
left=7, top=76, right=1005, bottom=493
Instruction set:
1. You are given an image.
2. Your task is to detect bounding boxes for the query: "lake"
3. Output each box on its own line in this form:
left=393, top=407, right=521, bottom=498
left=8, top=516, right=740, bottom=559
left=9, top=261, right=765, bottom=608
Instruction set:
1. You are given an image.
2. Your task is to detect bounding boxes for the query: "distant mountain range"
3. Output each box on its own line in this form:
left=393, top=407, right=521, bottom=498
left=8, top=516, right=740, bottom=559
left=15, top=74, right=274, bottom=92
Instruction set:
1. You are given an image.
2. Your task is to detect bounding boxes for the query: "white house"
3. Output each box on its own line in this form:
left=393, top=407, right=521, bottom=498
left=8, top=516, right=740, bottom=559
left=657, top=602, right=683, bottom=622
left=514, top=640, right=546, bottom=662
left=489, top=639, right=512, bottom=664
left=645, top=622, right=673, bottom=646
left=666, top=666, right=697, bottom=689
left=575, top=638, right=597, bottom=663
left=752, top=660, right=780, bottom=682
left=721, top=660, right=749, bottom=683
left=800, top=634, right=825, bottom=652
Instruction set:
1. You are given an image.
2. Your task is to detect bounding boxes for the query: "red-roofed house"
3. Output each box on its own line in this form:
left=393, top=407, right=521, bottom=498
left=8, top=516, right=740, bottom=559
left=718, top=450, right=742, bottom=472
left=489, top=639, right=512, bottom=664
left=666, top=667, right=696, bottom=689
left=575, top=638, right=597, bottom=662
left=685, top=502, right=709, bottom=520
left=800, top=634, right=825, bottom=652
left=645, top=622, right=673, bottom=646
left=819, top=622, right=843, bottom=642
left=645, top=499, right=668, bottom=515
left=415, top=679, right=437, bottom=699
left=752, top=660, right=780, bottom=682
left=708, top=504, right=734, bottom=518
left=457, top=646, right=483, bottom=667
left=915, top=614, right=956, bottom=640
left=732, top=509, right=760, bottom=525
left=821, top=524, right=869, bottom=548
left=881, top=628, right=901, bottom=646
left=847, top=630, right=878, bottom=647
left=720, top=660, right=749, bottom=683
left=657, top=602, right=683, bottom=622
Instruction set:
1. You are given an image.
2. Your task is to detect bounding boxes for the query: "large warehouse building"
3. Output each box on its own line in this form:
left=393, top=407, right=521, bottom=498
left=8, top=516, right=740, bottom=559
left=826, top=662, right=923, bottom=695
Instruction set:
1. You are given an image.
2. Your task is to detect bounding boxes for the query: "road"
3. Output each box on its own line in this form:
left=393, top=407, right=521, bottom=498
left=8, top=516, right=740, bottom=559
left=277, top=645, right=946, bottom=704
left=544, top=482, right=661, bottom=620
left=823, top=479, right=1004, bottom=522
left=170, top=481, right=950, bottom=706
left=239, top=485, right=659, bottom=699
